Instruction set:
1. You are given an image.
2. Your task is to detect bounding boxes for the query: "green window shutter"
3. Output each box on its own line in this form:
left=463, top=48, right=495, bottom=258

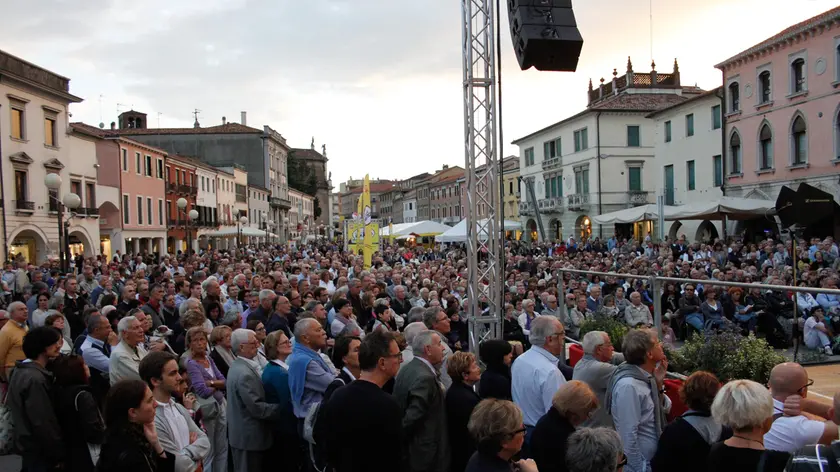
left=628, top=167, right=641, bottom=191
left=628, top=126, right=640, bottom=147
left=554, top=138, right=562, bottom=157
left=712, top=106, right=721, bottom=130
left=713, top=155, right=723, bottom=187
left=582, top=129, right=588, bottom=150
left=582, top=170, right=590, bottom=193
left=665, top=121, right=672, bottom=142
left=543, top=142, right=551, bottom=160
left=686, top=114, right=695, bottom=137
left=557, top=176, right=563, bottom=197
left=687, top=160, right=696, bottom=190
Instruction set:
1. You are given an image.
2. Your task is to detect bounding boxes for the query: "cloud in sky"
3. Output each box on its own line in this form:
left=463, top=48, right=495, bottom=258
left=2, top=0, right=837, bottom=185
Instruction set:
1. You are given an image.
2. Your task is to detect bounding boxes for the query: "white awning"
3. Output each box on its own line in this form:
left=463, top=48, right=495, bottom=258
left=393, top=220, right=452, bottom=236
left=591, top=204, right=677, bottom=225
left=436, top=218, right=522, bottom=243
left=204, top=226, right=278, bottom=238
left=668, top=196, right=776, bottom=221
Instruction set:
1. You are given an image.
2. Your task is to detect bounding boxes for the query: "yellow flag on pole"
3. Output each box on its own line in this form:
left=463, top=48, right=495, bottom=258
left=361, top=175, right=372, bottom=269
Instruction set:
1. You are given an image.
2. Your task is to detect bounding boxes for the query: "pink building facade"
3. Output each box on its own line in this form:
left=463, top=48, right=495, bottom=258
left=717, top=7, right=840, bottom=234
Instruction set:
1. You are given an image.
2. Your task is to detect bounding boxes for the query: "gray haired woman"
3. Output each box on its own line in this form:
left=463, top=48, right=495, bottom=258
left=707, top=379, right=790, bottom=471
left=566, top=427, right=625, bottom=472
left=465, top=399, right=537, bottom=472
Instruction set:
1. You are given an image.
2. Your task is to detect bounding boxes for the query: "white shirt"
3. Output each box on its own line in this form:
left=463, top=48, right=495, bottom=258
left=156, top=399, right=190, bottom=453
left=341, top=367, right=357, bottom=381
left=511, top=345, right=566, bottom=427
left=764, top=398, right=826, bottom=452
left=270, top=359, right=289, bottom=370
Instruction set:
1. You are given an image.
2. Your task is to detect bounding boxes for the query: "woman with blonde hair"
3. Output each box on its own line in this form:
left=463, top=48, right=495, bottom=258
left=185, top=326, right=227, bottom=472
left=465, top=399, right=536, bottom=472
left=446, top=351, right=483, bottom=472
left=531, top=380, right=599, bottom=472
left=707, top=379, right=790, bottom=471
left=209, top=325, right=235, bottom=377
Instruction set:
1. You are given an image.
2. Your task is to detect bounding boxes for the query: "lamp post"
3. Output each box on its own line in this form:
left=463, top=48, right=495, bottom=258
left=266, top=219, right=274, bottom=245
left=44, top=174, right=81, bottom=273
left=177, top=198, right=199, bottom=256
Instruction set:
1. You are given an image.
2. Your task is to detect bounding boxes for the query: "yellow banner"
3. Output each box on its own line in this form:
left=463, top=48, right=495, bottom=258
left=361, top=175, right=373, bottom=269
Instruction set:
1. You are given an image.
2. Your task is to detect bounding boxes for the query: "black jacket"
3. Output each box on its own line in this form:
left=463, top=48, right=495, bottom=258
left=531, top=408, right=575, bottom=472
left=5, top=360, right=64, bottom=464
left=651, top=412, right=730, bottom=472
left=446, top=381, right=481, bottom=472
left=97, top=427, right=176, bottom=472
left=56, top=385, right=106, bottom=472
left=478, top=365, right=512, bottom=400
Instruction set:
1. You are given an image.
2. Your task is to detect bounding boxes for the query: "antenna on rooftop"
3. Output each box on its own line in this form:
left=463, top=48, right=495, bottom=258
left=193, top=109, right=202, bottom=128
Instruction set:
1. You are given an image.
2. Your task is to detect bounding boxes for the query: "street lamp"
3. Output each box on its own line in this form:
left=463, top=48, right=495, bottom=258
left=177, top=198, right=199, bottom=256
left=235, top=210, right=248, bottom=248
left=44, top=173, right=81, bottom=273
left=266, top=219, right=274, bottom=245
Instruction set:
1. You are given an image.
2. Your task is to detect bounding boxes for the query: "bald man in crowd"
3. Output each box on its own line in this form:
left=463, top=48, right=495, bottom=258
left=764, top=362, right=839, bottom=453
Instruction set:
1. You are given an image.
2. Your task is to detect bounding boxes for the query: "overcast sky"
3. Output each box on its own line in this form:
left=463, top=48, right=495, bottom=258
left=2, top=0, right=836, bottom=186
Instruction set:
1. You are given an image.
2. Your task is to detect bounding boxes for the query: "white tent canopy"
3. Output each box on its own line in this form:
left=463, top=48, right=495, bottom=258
left=668, top=196, right=776, bottom=221
left=379, top=223, right=418, bottom=237
left=591, top=205, right=678, bottom=225
left=436, top=218, right=522, bottom=243
left=205, top=226, right=278, bottom=238
left=391, top=220, right=452, bottom=236
left=591, top=197, right=776, bottom=225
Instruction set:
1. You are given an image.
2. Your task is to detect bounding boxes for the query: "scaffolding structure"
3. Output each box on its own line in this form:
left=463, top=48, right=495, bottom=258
left=462, top=0, right=502, bottom=352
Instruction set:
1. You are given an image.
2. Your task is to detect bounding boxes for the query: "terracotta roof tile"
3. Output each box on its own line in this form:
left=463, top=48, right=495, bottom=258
left=290, top=148, right=327, bottom=162
left=715, top=6, right=840, bottom=68
left=70, top=121, right=262, bottom=137
left=590, top=93, right=688, bottom=111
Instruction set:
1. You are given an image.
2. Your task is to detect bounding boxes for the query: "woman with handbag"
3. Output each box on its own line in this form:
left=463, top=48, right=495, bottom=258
left=53, top=354, right=106, bottom=472
left=184, top=327, right=227, bottom=472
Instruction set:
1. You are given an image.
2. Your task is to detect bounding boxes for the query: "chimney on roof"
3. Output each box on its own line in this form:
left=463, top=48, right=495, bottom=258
left=241, top=111, right=247, bottom=126
left=442, top=164, right=449, bottom=170
left=222, top=116, right=226, bottom=125
left=612, top=68, right=618, bottom=95
left=110, top=122, right=116, bottom=130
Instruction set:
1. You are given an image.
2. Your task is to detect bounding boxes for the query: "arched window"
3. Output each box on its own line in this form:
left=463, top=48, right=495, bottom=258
left=835, top=107, right=840, bottom=160
left=729, top=131, right=742, bottom=174
left=728, top=82, right=740, bottom=112
left=758, top=71, right=771, bottom=104
left=791, top=115, right=807, bottom=165
left=759, top=124, right=773, bottom=170
left=791, top=58, right=806, bottom=93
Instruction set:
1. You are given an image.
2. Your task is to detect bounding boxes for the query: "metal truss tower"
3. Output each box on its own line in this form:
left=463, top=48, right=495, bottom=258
left=462, top=0, right=502, bottom=352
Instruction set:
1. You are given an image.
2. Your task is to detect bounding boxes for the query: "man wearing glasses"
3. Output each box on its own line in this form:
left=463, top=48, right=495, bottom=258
left=764, top=362, right=839, bottom=453
left=511, top=316, right=567, bottom=457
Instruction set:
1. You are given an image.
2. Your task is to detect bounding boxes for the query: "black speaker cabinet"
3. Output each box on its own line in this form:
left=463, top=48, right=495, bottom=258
left=508, top=0, right=583, bottom=72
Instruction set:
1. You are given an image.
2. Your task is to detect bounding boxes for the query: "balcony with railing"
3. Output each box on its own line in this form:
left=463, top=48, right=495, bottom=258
left=542, top=157, right=562, bottom=171
left=538, top=197, right=564, bottom=214
left=83, top=207, right=99, bottom=217
left=519, top=201, right=535, bottom=216
left=14, top=200, right=34, bottom=212
left=271, top=197, right=292, bottom=209
left=627, top=191, right=651, bottom=207
left=566, top=193, right=590, bottom=210
left=179, top=184, right=197, bottom=195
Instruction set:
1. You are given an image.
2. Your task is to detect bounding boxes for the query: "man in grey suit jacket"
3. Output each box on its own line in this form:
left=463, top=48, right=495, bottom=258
left=226, top=329, right=283, bottom=472
left=572, top=331, right=624, bottom=428
left=392, top=330, right=450, bottom=472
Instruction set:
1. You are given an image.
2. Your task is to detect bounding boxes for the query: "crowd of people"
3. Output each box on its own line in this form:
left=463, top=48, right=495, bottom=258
left=0, top=231, right=837, bottom=472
